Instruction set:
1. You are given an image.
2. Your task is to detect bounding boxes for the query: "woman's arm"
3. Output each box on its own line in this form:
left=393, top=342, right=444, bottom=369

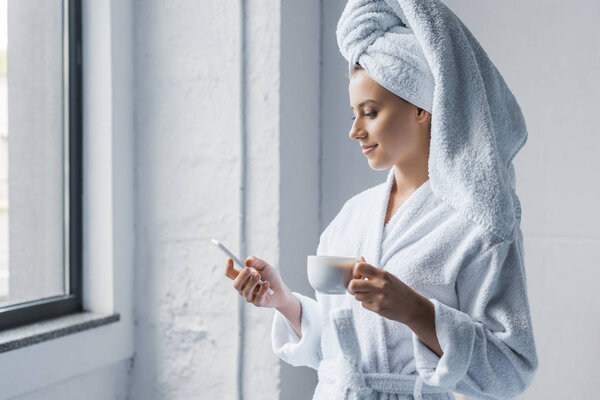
left=347, top=256, right=445, bottom=360
left=407, top=295, right=443, bottom=358
left=270, top=226, right=331, bottom=370
left=275, top=291, right=302, bottom=338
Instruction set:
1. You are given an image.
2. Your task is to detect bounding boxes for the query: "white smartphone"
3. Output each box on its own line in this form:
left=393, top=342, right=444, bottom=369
left=211, top=238, right=275, bottom=295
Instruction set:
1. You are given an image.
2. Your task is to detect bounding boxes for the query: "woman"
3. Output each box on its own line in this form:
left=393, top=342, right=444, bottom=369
left=225, top=0, right=538, bottom=399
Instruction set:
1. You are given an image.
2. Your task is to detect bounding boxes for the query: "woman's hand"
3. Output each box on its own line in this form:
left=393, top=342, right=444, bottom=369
left=225, top=256, right=291, bottom=309
left=225, top=257, right=303, bottom=338
left=348, top=256, right=424, bottom=325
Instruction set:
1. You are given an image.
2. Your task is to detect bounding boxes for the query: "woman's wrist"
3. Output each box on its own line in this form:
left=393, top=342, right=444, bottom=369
left=274, top=286, right=296, bottom=312
left=407, top=293, right=444, bottom=358
left=406, top=292, right=430, bottom=326
left=274, top=288, right=303, bottom=338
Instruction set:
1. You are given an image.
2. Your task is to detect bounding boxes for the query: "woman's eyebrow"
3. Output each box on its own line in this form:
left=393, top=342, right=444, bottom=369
left=350, top=99, right=381, bottom=110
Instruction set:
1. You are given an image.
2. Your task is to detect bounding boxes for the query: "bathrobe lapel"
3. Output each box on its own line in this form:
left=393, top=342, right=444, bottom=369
left=337, top=167, right=398, bottom=377
left=332, top=167, right=433, bottom=381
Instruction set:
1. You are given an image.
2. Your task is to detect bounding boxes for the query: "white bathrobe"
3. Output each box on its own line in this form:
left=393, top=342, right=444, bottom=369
left=271, top=166, right=538, bottom=400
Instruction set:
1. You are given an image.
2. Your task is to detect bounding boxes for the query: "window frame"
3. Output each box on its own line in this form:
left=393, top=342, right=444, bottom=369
left=0, top=0, right=83, bottom=331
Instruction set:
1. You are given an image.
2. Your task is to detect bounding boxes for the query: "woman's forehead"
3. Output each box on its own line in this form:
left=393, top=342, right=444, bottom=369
left=349, top=73, right=393, bottom=106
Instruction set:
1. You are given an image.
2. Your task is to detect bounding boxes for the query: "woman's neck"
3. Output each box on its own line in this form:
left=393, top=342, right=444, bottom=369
left=392, top=162, right=429, bottom=198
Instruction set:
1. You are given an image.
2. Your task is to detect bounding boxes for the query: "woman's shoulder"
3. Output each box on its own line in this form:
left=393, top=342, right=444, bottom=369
left=318, top=182, right=386, bottom=247
left=336, top=182, right=387, bottom=222
left=341, top=180, right=388, bottom=213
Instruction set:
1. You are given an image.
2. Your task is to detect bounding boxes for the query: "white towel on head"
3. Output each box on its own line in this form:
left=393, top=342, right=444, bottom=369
left=336, top=0, right=527, bottom=242
left=337, top=1, right=435, bottom=114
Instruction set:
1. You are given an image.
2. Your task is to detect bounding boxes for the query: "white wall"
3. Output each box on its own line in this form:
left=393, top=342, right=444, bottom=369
left=11, top=360, right=131, bottom=400
left=321, top=0, right=600, bottom=398
left=8, top=0, right=321, bottom=398
left=129, top=0, right=285, bottom=399
left=279, top=0, right=321, bottom=398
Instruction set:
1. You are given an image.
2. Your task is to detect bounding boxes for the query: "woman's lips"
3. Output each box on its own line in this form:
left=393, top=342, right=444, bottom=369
left=362, top=144, right=377, bottom=155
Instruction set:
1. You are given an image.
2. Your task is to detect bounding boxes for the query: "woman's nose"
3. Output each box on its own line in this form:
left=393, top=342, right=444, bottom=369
left=348, top=118, right=363, bottom=140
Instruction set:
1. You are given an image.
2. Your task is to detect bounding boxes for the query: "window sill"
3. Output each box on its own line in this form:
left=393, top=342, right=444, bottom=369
left=0, top=310, right=132, bottom=399
left=0, top=311, right=120, bottom=354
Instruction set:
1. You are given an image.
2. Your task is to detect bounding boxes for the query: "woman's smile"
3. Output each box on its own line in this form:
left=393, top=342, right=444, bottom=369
left=362, top=144, right=378, bottom=155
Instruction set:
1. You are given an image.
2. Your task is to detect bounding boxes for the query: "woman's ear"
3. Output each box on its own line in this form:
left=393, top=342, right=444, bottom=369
left=416, top=107, right=430, bottom=122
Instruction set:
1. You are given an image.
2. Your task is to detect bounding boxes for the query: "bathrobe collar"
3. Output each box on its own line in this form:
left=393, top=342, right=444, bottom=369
left=362, top=165, right=431, bottom=270
left=338, top=166, right=432, bottom=377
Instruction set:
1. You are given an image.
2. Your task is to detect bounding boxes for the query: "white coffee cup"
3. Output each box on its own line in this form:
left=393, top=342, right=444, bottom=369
left=307, top=255, right=357, bottom=294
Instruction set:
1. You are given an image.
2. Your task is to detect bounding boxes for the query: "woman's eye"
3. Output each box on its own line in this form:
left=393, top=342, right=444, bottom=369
left=351, top=111, right=376, bottom=120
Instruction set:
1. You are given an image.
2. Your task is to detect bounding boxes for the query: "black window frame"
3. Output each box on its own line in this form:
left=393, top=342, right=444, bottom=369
left=0, top=0, right=83, bottom=331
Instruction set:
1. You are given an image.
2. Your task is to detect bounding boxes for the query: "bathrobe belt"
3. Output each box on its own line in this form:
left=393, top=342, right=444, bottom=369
left=318, top=359, right=449, bottom=399
left=322, top=308, right=450, bottom=400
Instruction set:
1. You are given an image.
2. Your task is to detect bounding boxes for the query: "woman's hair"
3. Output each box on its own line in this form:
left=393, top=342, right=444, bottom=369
left=350, top=62, right=363, bottom=76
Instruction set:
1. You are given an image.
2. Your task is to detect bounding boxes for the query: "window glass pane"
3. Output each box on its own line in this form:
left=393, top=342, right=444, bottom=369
left=0, top=0, right=65, bottom=308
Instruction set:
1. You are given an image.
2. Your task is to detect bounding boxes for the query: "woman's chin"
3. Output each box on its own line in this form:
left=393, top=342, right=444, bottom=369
left=367, top=159, right=390, bottom=171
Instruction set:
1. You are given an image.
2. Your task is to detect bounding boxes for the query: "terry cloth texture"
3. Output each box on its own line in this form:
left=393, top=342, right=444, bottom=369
left=272, top=166, right=538, bottom=399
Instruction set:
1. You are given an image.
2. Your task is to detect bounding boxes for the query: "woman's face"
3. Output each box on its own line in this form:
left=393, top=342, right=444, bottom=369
left=348, top=68, right=431, bottom=171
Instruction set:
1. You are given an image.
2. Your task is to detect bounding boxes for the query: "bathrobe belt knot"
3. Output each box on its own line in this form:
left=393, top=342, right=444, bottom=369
left=323, top=308, right=449, bottom=399
left=318, top=358, right=374, bottom=399
left=319, top=358, right=451, bottom=399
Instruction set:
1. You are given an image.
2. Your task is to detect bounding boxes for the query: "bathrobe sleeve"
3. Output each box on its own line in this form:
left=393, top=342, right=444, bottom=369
left=271, top=291, right=323, bottom=370
left=411, top=232, right=539, bottom=399
left=270, top=225, right=335, bottom=370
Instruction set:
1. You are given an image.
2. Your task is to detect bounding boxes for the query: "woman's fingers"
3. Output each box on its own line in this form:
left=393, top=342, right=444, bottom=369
left=347, top=277, right=376, bottom=295
left=233, top=266, right=252, bottom=292
left=253, top=280, right=270, bottom=306
left=353, top=291, right=377, bottom=302
left=227, top=257, right=272, bottom=306
left=245, top=256, right=269, bottom=271
left=225, top=258, right=239, bottom=280
left=242, top=271, right=261, bottom=301
left=352, top=262, right=379, bottom=279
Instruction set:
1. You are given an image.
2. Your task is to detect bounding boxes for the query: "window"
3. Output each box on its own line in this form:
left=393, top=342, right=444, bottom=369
left=0, top=0, right=82, bottom=330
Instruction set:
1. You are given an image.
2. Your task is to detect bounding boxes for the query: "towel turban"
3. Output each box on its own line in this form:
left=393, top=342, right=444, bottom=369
left=336, top=0, right=529, bottom=242
left=337, top=2, right=435, bottom=114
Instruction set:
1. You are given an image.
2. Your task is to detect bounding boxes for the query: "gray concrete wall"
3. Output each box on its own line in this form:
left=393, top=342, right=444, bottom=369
left=129, top=0, right=284, bottom=399
left=279, top=0, right=321, bottom=398
left=7, top=0, right=317, bottom=398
